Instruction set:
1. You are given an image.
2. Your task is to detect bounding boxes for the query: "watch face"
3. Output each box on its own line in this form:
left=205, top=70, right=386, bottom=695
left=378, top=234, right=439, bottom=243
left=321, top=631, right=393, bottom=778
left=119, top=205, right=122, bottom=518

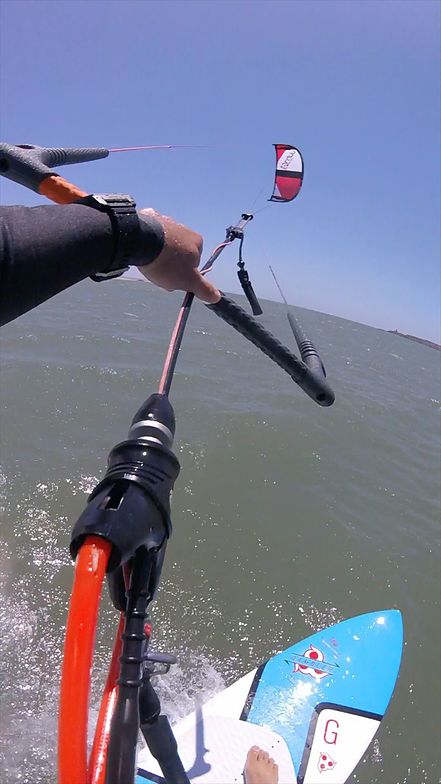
left=95, top=194, right=135, bottom=207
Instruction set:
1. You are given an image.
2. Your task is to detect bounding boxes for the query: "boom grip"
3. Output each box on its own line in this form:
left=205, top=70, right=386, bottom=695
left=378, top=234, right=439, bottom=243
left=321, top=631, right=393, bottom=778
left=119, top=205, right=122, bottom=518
left=206, top=295, right=335, bottom=406
left=0, top=143, right=109, bottom=191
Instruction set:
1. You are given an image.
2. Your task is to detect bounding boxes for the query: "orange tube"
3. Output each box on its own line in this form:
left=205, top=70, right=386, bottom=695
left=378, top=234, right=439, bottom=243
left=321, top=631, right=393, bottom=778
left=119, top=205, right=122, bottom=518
left=39, top=174, right=87, bottom=204
left=88, top=614, right=125, bottom=784
left=58, top=536, right=111, bottom=784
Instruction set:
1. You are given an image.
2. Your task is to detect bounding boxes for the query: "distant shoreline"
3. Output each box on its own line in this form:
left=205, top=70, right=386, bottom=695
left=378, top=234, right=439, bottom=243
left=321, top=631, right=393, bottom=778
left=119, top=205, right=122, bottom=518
left=388, top=330, right=441, bottom=351
left=120, top=275, right=441, bottom=349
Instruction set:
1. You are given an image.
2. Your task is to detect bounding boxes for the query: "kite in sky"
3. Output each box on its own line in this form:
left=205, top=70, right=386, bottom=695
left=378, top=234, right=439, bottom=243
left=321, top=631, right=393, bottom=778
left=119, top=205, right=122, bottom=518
left=269, top=143, right=304, bottom=202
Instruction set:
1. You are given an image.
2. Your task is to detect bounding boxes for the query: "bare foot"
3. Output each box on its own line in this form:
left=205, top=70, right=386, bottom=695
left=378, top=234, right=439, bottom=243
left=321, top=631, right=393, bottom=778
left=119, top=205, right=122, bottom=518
left=244, top=746, right=279, bottom=784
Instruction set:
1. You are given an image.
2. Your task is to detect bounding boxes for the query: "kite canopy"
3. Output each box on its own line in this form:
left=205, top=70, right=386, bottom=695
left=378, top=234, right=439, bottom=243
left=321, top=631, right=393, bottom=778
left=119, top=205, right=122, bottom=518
left=269, top=143, right=304, bottom=202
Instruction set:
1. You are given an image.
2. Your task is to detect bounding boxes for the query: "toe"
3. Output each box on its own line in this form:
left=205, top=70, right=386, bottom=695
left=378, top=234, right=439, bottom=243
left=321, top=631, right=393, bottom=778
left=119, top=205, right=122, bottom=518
left=246, top=746, right=260, bottom=762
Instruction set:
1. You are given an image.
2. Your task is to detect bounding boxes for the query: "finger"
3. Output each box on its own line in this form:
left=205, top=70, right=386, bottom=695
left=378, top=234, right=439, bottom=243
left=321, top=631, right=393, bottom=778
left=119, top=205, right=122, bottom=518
left=189, top=271, right=221, bottom=304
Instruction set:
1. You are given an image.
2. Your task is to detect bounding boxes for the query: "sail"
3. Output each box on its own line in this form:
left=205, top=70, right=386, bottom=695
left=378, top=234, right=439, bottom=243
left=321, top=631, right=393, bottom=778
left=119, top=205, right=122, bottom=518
left=269, top=143, right=304, bottom=202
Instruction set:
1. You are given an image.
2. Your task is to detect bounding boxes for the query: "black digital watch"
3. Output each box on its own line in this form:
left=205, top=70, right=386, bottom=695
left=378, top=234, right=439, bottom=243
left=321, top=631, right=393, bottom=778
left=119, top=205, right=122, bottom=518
left=76, top=193, right=140, bottom=281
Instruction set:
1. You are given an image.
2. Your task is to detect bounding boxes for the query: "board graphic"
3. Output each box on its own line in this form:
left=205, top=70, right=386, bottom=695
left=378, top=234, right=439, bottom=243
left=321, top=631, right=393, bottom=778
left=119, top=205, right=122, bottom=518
left=136, top=610, right=403, bottom=784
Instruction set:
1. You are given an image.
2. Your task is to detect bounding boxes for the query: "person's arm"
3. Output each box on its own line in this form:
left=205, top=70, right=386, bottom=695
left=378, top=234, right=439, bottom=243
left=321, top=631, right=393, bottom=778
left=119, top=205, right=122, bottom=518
left=0, top=203, right=161, bottom=326
left=0, top=204, right=219, bottom=327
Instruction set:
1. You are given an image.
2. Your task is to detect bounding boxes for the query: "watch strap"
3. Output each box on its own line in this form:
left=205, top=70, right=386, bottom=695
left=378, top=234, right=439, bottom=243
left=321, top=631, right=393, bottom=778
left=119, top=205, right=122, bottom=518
left=77, top=193, right=140, bottom=281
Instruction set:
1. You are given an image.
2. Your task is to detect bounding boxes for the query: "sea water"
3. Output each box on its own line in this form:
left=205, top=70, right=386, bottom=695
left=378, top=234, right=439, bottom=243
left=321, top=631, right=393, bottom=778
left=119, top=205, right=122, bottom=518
left=1, top=281, right=439, bottom=783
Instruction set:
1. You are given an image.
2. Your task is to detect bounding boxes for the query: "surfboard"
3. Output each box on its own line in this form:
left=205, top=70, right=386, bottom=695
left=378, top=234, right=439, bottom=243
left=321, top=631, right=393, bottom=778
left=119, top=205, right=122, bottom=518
left=136, top=609, right=403, bottom=784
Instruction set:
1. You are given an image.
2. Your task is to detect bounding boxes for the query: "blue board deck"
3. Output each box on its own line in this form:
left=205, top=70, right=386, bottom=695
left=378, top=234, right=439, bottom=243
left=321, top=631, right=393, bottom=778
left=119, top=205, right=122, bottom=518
left=136, top=610, right=403, bottom=784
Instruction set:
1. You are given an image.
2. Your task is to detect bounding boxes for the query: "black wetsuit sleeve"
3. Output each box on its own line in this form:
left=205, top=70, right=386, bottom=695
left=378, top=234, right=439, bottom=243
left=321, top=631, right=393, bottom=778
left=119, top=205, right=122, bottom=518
left=0, top=204, right=164, bottom=327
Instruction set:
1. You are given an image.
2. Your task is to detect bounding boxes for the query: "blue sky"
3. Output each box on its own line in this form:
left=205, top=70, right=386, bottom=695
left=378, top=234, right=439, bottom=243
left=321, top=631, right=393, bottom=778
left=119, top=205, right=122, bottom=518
left=1, top=0, right=439, bottom=341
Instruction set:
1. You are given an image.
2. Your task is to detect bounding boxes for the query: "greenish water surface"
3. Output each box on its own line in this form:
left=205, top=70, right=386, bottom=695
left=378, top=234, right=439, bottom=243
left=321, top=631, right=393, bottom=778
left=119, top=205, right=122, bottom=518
left=1, top=280, right=440, bottom=783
